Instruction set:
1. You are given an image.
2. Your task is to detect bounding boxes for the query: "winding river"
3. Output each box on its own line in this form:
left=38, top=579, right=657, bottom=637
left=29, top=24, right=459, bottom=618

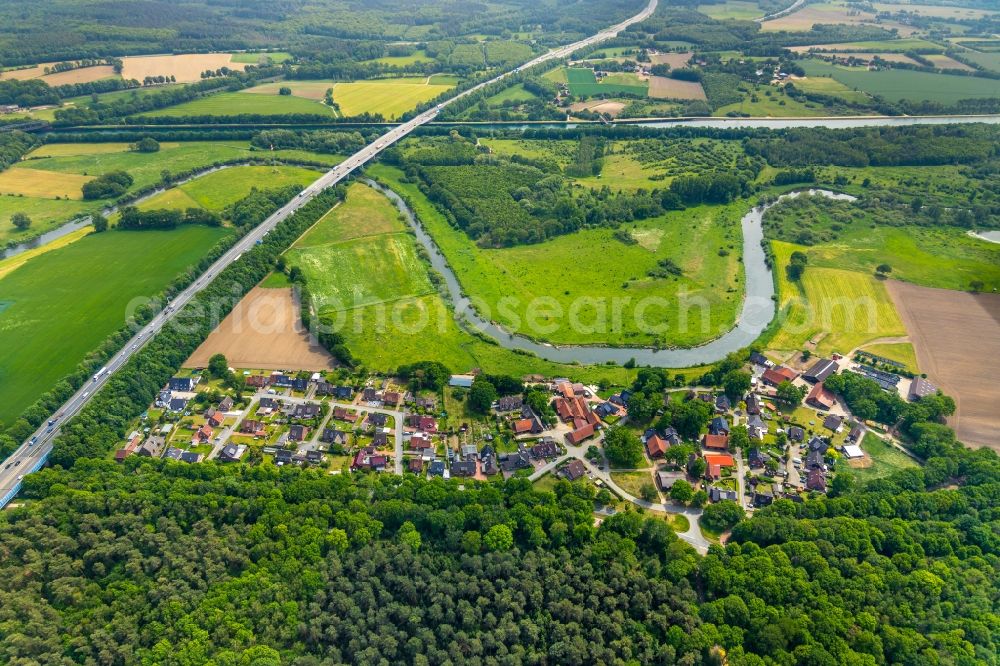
left=368, top=179, right=856, bottom=367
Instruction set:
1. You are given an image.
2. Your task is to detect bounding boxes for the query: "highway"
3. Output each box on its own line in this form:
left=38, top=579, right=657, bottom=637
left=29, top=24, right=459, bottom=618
left=0, top=0, right=658, bottom=506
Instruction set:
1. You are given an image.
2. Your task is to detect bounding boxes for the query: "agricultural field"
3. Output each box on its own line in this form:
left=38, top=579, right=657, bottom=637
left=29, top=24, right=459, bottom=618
left=0, top=224, right=232, bottom=427
left=0, top=63, right=117, bottom=85
left=330, top=78, right=455, bottom=119
left=923, top=54, right=975, bottom=71
left=485, top=83, right=539, bottom=105
left=230, top=52, right=293, bottom=64
left=564, top=67, right=648, bottom=97
left=0, top=168, right=92, bottom=200
left=120, top=54, right=247, bottom=83
left=789, top=38, right=943, bottom=54
left=648, top=76, right=706, bottom=101
left=136, top=165, right=322, bottom=213
left=888, top=281, right=1000, bottom=451
left=761, top=1, right=915, bottom=34
left=364, top=50, right=435, bottom=66
left=871, top=3, right=997, bottom=20
left=769, top=240, right=907, bottom=355
left=787, top=76, right=871, bottom=104
left=801, top=59, right=1000, bottom=103
left=139, top=90, right=336, bottom=117
left=959, top=49, right=1000, bottom=73
left=367, top=163, right=745, bottom=348
left=294, top=182, right=405, bottom=246
left=697, top=1, right=764, bottom=20
left=186, top=286, right=335, bottom=371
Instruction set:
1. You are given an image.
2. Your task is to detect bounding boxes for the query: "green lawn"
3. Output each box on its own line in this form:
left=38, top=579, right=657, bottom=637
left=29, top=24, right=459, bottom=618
left=169, top=165, right=320, bottom=211
left=0, top=225, right=232, bottom=427
left=837, top=432, right=919, bottom=483
left=801, top=59, right=1000, bottom=104
left=610, top=471, right=655, bottom=498
left=293, top=182, right=405, bottom=247
left=365, top=50, right=435, bottom=66
left=564, top=67, right=648, bottom=97
left=367, top=163, right=744, bottom=348
left=485, top=83, right=539, bottom=105
left=141, top=91, right=336, bottom=117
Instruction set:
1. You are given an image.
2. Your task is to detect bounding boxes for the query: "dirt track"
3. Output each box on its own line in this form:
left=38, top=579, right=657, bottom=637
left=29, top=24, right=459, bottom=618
left=887, top=281, right=1000, bottom=450
left=186, top=287, right=335, bottom=371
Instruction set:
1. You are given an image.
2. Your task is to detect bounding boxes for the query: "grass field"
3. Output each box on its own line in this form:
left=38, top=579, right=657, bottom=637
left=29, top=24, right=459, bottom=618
left=789, top=76, right=870, bottom=103
left=294, top=182, right=405, bottom=246
left=859, top=342, right=919, bottom=372
left=330, top=78, right=455, bottom=119
left=485, top=83, right=539, bottom=105
left=564, top=67, right=648, bottom=97
left=0, top=196, right=93, bottom=246
left=0, top=225, right=232, bottom=427
left=698, top=1, right=764, bottom=20
left=770, top=241, right=906, bottom=354
left=802, top=59, right=1000, bottom=103
left=230, top=52, right=292, bottom=64
left=611, top=471, right=656, bottom=498
left=959, top=49, right=1000, bottom=73
left=714, top=84, right=833, bottom=117
left=0, top=168, right=93, bottom=200
left=368, top=163, right=744, bottom=348
left=141, top=91, right=336, bottom=117
left=762, top=1, right=914, bottom=34
left=365, top=50, right=435, bottom=66
left=837, top=432, right=919, bottom=483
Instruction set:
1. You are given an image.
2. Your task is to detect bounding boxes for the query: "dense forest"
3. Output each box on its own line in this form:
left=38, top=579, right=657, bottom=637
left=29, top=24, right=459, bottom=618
left=1, top=404, right=997, bottom=665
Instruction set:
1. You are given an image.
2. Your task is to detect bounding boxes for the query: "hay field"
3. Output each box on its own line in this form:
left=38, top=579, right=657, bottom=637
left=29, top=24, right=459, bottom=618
left=762, top=2, right=914, bottom=34
left=0, top=64, right=117, bottom=85
left=648, top=76, right=707, bottom=100
left=924, top=54, right=975, bottom=71
left=0, top=168, right=92, bottom=199
left=185, top=287, right=335, bottom=371
left=244, top=81, right=333, bottom=101
left=887, top=281, right=1000, bottom=451
left=331, top=78, right=454, bottom=119
left=649, top=52, right=693, bottom=68
left=120, top=54, right=247, bottom=83
left=569, top=100, right=627, bottom=117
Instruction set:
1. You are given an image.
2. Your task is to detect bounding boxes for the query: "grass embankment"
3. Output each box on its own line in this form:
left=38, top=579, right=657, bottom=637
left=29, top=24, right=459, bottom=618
left=0, top=225, right=232, bottom=427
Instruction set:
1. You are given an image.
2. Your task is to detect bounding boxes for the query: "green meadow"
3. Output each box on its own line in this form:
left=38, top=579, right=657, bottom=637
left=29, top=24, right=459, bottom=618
left=140, top=91, right=336, bottom=117
left=801, top=59, right=1000, bottom=103
left=367, top=164, right=745, bottom=348
left=0, top=225, right=232, bottom=427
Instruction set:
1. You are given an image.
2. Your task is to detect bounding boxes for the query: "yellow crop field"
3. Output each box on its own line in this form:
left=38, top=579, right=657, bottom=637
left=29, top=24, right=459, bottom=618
left=120, top=54, right=247, bottom=83
left=0, top=168, right=92, bottom=200
left=331, top=79, right=454, bottom=119
left=771, top=241, right=905, bottom=354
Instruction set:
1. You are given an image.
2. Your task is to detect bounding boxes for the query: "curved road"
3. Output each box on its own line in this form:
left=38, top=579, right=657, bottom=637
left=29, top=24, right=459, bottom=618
left=0, top=0, right=660, bottom=506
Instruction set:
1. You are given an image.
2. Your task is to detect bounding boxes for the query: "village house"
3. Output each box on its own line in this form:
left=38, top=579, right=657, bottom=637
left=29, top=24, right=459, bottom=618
left=240, top=419, right=266, bottom=437
left=205, top=408, right=224, bottom=427
left=409, top=432, right=433, bottom=450
left=715, top=394, right=731, bottom=413
left=496, top=395, right=523, bottom=412
left=180, top=451, right=203, bottom=464
left=363, top=387, right=379, bottom=402
left=745, top=393, right=761, bottom=415
left=428, top=460, right=447, bottom=477
left=803, top=358, right=838, bottom=384
left=293, top=403, right=321, bottom=420
left=703, top=453, right=735, bottom=481
left=749, top=351, right=772, bottom=369
left=461, top=444, right=478, bottom=459
left=168, top=376, right=199, bottom=392
left=746, top=414, right=768, bottom=440
left=908, top=377, right=937, bottom=401
left=452, top=460, right=476, bottom=477
left=565, top=423, right=596, bottom=445
left=559, top=459, right=587, bottom=482
left=709, top=487, right=738, bottom=503
left=382, top=391, right=402, bottom=407
left=195, top=424, right=213, bottom=444
left=168, top=397, right=189, bottom=413
left=513, top=417, right=542, bottom=435
left=306, top=450, right=324, bottom=465
left=703, top=433, right=730, bottom=451
left=645, top=432, right=669, bottom=459
left=709, top=416, right=730, bottom=436
left=806, top=382, right=836, bottom=411
left=245, top=375, right=269, bottom=389
left=257, top=397, right=279, bottom=414
left=114, top=430, right=144, bottom=461
left=806, top=468, right=827, bottom=492
left=823, top=414, right=843, bottom=432
left=787, top=425, right=805, bottom=443
left=407, top=458, right=424, bottom=473
left=499, top=451, right=532, bottom=473
left=288, top=424, right=309, bottom=442
left=530, top=438, right=560, bottom=460
left=137, top=436, right=165, bottom=458
left=218, top=444, right=247, bottom=462
left=352, top=447, right=386, bottom=471
left=367, top=412, right=388, bottom=428
left=321, top=428, right=349, bottom=446
left=656, top=470, right=686, bottom=491
left=372, top=432, right=389, bottom=448
left=761, top=365, right=798, bottom=387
